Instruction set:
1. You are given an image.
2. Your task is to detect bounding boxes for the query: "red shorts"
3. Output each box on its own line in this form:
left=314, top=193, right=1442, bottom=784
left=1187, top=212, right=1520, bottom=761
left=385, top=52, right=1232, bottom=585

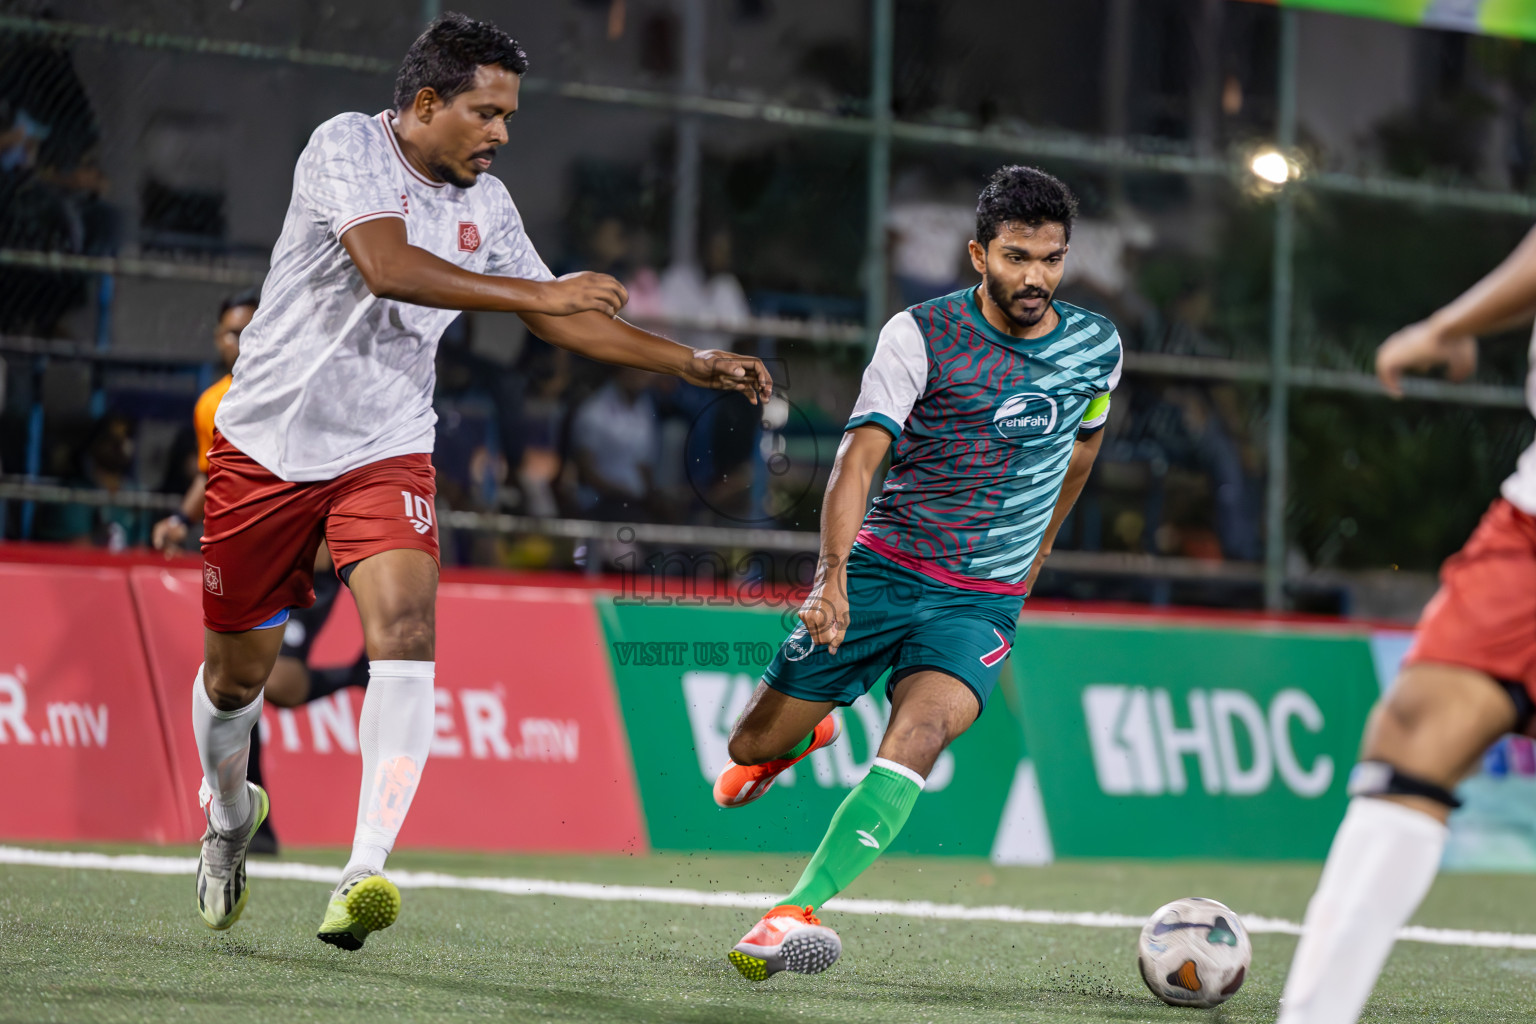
left=1407, top=498, right=1536, bottom=698
left=201, top=433, right=439, bottom=632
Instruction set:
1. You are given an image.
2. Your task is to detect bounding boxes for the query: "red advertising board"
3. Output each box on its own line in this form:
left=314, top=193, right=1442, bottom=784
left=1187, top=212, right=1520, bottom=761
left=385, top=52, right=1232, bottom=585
left=0, top=564, right=186, bottom=842
left=129, top=568, right=647, bottom=853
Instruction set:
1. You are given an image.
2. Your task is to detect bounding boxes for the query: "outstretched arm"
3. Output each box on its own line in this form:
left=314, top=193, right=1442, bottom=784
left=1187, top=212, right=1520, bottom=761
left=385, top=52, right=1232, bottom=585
left=1025, top=430, right=1104, bottom=592
left=343, top=219, right=772, bottom=400
left=518, top=310, right=772, bottom=404
left=1377, top=224, right=1536, bottom=397
left=342, top=217, right=627, bottom=316
left=799, top=425, right=891, bottom=654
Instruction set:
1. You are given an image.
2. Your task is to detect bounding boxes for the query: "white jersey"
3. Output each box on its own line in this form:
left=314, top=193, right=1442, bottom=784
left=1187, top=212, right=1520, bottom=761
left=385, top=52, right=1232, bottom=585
left=216, top=111, right=553, bottom=481
left=1500, top=324, right=1536, bottom=515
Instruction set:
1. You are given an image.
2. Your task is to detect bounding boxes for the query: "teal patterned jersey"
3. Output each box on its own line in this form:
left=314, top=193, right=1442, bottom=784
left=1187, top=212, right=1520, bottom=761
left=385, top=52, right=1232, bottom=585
left=845, top=287, right=1121, bottom=594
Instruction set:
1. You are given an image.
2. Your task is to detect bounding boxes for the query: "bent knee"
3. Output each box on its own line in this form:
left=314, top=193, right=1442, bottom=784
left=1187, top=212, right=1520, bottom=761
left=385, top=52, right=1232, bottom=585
left=728, top=732, right=777, bottom=766
left=1376, top=685, right=1430, bottom=738
left=880, top=719, right=949, bottom=766
left=203, top=670, right=263, bottom=711
left=367, top=613, right=435, bottom=660
left=1378, top=665, right=1505, bottom=734
left=1365, top=664, right=1518, bottom=772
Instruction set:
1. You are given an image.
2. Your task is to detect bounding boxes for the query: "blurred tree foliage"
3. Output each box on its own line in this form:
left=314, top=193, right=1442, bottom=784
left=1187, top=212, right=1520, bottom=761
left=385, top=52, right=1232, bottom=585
left=1194, top=180, right=1536, bottom=573
left=1290, top=398, right=1532, bottom=571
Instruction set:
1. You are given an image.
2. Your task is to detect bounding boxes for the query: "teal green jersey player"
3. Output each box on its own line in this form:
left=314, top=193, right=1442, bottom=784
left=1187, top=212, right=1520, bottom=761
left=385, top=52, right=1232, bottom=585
left=715, top=166, right=1120, bottom=982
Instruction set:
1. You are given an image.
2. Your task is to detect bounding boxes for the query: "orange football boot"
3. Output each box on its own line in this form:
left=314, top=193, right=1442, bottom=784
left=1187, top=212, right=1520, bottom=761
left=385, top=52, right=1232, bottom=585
left=713, top=713, right=842, bottom=808
left=728, top=904, right=842, bottom=981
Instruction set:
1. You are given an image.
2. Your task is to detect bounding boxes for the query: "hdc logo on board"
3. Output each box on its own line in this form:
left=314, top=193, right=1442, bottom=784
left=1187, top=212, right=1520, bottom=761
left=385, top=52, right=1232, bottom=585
left=1082, top=685, right=1333, bottom=798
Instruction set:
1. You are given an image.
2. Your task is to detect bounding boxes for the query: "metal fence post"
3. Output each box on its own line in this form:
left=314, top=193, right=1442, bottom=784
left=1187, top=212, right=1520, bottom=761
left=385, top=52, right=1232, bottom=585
left=1264, top=8, right=1299, bottom=610
left=671, top=0, right=706, bottom=271
left=864, top=0, right=894, bottom=352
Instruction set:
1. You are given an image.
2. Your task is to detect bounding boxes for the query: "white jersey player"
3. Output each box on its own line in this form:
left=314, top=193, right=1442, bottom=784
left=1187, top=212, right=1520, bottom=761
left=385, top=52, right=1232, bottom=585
left=189, top=13, right=772, bottom=950
left=1278, top=224, right=1536, bottom=1023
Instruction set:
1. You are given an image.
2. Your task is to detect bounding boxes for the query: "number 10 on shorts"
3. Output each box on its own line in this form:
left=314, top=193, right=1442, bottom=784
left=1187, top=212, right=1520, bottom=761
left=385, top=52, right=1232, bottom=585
left=401, top=491, right=434, bottom=534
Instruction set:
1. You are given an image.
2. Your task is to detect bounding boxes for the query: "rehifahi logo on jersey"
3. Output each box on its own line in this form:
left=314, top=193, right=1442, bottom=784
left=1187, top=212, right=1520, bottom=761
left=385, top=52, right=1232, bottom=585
left=993, top=393, right=1058, bottom=440
left=782, top=624, right=815, bottom=662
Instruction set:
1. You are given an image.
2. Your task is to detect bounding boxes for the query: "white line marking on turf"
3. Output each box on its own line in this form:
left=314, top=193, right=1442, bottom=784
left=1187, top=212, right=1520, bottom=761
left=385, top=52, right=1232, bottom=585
left=3, top=845, right=1535, bottom=951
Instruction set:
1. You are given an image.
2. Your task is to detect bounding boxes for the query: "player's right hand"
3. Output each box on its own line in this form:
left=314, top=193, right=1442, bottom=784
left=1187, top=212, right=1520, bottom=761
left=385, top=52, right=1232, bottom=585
left=1376, top=319, right=1477, bottom=398
left=798, top=569, right=849, bottom=655
left=541, top=272, right=628, bottom=317
left=152, top=515, right=188, bottom=556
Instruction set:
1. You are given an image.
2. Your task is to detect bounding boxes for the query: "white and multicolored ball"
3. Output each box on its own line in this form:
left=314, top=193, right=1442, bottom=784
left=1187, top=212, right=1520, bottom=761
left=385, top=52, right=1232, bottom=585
left=1136, top=897, right=1252, bottom=1008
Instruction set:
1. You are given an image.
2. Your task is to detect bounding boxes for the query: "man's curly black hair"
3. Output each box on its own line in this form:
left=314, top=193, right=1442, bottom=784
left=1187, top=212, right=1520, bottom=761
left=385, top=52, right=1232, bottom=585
left=218, top=287, right=260, bottom=318
left=394, top=12, right=530, bottom=111
left=975, top=165, right=1078, bottom=249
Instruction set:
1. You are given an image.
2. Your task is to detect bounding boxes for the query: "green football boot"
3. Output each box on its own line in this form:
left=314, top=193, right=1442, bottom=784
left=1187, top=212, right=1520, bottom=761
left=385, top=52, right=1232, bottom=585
left=317, top=871, right=401, bottom=951
left=194, top=782, right=270, bottom=930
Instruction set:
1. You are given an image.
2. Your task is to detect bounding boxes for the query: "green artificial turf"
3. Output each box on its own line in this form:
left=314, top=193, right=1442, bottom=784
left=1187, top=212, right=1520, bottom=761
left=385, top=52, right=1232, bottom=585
left=3, top=846, right=1535, bottom=1023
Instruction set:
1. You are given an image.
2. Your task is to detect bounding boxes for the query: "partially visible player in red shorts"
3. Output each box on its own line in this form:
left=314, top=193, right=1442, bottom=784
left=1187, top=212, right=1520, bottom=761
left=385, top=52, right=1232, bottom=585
left=1278, top=227, right=1536, bottom=1024
left=189, top=13, right=772, bottom=949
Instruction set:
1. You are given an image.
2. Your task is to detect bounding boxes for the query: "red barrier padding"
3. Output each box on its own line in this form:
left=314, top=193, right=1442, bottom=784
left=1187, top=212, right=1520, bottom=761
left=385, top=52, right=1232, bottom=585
left=0, top=564, right=188, bottom=842
left=0, top=540, right=1403, bottom=629
left=130, top=568, right=647, bottom=853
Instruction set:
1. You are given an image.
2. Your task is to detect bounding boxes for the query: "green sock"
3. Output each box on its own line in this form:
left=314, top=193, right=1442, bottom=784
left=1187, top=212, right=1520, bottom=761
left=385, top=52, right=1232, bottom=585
left=784, top=760, right=923, bottom=909
left=780, top=730, right=816, bottom=760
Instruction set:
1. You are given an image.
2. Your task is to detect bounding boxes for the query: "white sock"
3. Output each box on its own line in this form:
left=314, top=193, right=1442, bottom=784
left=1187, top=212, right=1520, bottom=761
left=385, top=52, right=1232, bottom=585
left=1277, top=797, right=1448, bottom=1024
left=342, top=660, right=435, bottom=882
left=190, top=665, right=262, bottom=831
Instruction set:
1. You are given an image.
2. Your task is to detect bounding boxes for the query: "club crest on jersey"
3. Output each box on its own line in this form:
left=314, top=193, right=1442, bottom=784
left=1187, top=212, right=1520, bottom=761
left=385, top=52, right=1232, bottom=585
left=203, top=563, right=224, bottom=596
left=458, top=221, right=481, bottom=253
left=993, top=392, right=1058, bottom=440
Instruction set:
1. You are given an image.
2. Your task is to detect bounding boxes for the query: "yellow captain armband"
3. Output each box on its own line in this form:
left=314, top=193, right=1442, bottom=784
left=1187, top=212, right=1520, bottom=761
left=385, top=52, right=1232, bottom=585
left=1078, top=393, right=1111, bottom=437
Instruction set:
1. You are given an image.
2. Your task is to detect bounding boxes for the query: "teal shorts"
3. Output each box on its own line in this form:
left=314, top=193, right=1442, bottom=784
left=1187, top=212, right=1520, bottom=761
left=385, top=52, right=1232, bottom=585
left=762, top=544, right=1024, bottom=712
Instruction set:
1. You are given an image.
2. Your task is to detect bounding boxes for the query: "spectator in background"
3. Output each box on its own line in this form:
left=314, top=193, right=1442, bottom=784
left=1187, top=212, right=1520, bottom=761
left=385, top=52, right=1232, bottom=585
left=568, top=366, right=658, bottom=521
left=1054, top=213, right=1156, bottom=334
left=514, top=341, right=573, bottom=518
left=644, top=226, right=756, bottom=522
left=657, top=228, right=753, bottom=349
left=35, top=412, right=146, bottom=549
left=886, top=172, right=976, bottom=308
left=151, top=290, right=254, bottom=552
left=0, top=33, right=117, bottom=339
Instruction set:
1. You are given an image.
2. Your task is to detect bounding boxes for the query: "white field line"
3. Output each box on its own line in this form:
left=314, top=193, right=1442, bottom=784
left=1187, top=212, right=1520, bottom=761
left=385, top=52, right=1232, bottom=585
left=3, top=845, right=1535, bottom=951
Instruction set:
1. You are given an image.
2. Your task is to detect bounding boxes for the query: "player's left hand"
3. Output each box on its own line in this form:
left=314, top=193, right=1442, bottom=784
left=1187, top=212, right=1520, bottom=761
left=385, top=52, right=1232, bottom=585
left=152, top=515, right=189, bottom=557
left=1376, top=319, right=1477, bottom=397
left=682, top=350, right=773, bottom=405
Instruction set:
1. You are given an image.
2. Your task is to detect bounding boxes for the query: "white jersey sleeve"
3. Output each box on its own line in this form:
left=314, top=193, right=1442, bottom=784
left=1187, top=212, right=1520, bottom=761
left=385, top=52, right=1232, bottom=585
left=845, top=311, right=928, bottom=439
left=296, top=115, right=407, bottom=239
left=483, top=183, right=555, bottom=282
left=1078, top=331, right=1122, bottom=435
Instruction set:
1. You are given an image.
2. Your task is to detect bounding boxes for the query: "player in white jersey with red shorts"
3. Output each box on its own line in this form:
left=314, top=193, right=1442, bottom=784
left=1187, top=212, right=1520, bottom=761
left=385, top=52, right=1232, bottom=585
left=191, top=13, right=771, bottom=949
left=1277, top=225, right=1536, bottom=1023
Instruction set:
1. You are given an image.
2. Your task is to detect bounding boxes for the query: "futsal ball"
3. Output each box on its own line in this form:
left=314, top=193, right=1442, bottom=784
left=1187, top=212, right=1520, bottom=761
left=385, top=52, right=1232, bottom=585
left=1136, top=897, right=1252, bottom=1008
